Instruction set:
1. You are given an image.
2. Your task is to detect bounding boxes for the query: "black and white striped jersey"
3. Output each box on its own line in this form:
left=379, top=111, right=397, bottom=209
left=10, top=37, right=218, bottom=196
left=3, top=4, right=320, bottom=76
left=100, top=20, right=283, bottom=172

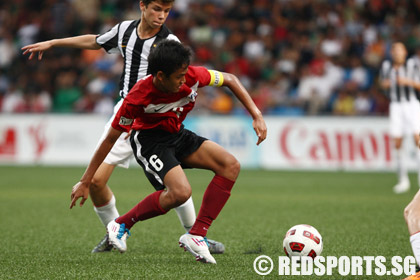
left=96, top=20, right=179, bottom=99
left=380, top=58, right=420, bottom=102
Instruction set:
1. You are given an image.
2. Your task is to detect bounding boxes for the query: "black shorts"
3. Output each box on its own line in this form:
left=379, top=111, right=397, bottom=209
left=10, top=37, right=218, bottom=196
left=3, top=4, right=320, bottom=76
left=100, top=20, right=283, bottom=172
left=130, top=126, right=207, bottom=190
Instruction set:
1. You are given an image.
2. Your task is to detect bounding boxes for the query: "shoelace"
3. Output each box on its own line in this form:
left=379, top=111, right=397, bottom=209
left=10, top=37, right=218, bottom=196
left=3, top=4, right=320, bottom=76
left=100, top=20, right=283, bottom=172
left=199, top=237, right=209, bottom=247
left=117, top=223, right=127, bottom=239
left=125, top=228, right=131, bottom=239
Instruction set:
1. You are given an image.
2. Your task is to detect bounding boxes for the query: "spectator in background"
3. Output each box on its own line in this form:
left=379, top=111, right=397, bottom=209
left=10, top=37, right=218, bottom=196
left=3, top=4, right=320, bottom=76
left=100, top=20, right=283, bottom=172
left=347, top=56, right=371, bottom=90
left=3, top=0, right=420, bottom=116
left=75, top=61, right=116, bottom=115
left=332, top=88, right=355, bottom=116
left=296, top=54, right=343, bottom=115
left=53, top=70, right=82, bottom=113
left=353, top=90, right=373, bottom=115
left=1, top=83, right=25, bottom=113
left=0, top=28, right=17, bottom=69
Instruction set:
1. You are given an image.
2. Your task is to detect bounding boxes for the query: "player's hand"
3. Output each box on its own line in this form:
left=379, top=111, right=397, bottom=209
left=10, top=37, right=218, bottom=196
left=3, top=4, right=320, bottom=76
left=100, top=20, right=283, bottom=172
left=21, top=41, right=53, bottom=60
left=70, top=181, right=89, bottom=209
left=253, top=116, right=267, bottom=145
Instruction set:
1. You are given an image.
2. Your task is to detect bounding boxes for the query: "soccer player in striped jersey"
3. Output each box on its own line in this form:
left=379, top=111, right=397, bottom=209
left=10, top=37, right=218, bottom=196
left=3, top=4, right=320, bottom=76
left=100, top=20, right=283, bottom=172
left=22, top=0, right=225, bottom=254
left=70, top=39, right=267, bottom=263
left=379, top=42, right=420, bottom=194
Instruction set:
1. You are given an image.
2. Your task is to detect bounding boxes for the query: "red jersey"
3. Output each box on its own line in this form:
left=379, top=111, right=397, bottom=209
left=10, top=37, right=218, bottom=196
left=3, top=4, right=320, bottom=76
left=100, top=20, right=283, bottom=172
left=112, top=66, right=224, bottom=133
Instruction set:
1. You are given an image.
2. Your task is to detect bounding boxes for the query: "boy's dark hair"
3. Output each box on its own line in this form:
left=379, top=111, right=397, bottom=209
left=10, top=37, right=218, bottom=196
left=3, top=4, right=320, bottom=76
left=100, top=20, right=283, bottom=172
left=141, top=0, right=175, bottom=7
left=148, top=40, right=192, bottom=77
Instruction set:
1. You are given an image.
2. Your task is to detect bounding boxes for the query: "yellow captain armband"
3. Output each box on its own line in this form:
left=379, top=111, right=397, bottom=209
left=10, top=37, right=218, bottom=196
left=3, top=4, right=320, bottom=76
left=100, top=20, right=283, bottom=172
left=208, top=70, right=224, bottom=87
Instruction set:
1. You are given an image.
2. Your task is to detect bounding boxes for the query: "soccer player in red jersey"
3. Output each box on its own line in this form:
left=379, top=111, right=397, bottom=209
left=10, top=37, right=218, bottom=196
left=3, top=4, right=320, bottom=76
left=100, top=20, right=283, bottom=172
left=70, top=39, right=267, bottom=263
left=23, top=0, right=225, bottom=254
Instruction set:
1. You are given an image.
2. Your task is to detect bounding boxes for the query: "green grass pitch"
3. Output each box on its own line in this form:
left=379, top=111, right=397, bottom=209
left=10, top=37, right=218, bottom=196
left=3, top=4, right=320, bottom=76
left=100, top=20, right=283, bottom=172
left=0, top=166, right=415, bottom=279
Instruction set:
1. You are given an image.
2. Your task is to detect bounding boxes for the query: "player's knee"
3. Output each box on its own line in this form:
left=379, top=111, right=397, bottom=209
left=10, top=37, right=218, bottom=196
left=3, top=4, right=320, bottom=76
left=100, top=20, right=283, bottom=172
left=90, top=176, right=106, bottom=192
left=404, top=205, right=414, bottom=223
left=403, top=205, right=420, bottom=228
left=224, top=155, right=240, bottom=180
left=404, top=206, right=410, bottom=222
left=170, top=186, right=192, bottom=207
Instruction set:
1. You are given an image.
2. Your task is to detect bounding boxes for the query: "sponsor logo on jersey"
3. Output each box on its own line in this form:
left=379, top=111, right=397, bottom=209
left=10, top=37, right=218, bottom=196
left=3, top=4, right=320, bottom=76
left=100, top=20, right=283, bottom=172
left=119, top=116, right=133, bottom=126
left=154, top=105, right=166, bottom=112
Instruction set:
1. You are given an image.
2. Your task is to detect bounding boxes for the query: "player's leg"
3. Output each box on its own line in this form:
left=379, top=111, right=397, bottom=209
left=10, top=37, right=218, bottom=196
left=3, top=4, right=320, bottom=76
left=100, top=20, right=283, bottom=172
left=174, top=196, right=196, bottom=231
left=178, top=140, right=237, bottom=263
left=90, top=118, right=133, bottom=252
left=182, top=140, right=239, bottom=237
left=91, top=138, right=199, bottom=251
left=106, top=131, right=192, bottom=253
left=404, top=190, right=420, bottom=267
left=408, top=100, right=420, bottom=189
left=109, top=165, right=192, bottom=253
left=108, top=164, right=217, bottom=262
left=173, top=196, right=225, bottom=254
left=391, top=102, right=410, bottom=193
left=90, top=101, right=126, bottom=227
left=393, top=137, right=410, bottom=193
left=413, top=133, right=420, bottom=189
left=90, top=162, right=118, bottom=226
left=112, top=164, right=192, bottom=230
left=89, top=161, right=120, bottom=253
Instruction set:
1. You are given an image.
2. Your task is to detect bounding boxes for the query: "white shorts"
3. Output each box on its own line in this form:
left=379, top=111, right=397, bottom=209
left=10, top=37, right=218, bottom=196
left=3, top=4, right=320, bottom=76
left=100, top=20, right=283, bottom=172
left=98, top=99, right=134, bottom=168
left=389, top=100, right=420, bottom=138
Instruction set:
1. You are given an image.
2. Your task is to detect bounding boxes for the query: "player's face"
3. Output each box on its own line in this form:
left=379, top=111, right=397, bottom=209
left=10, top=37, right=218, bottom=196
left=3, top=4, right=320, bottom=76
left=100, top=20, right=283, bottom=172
left=141, top=1, right=173, bottom=29
left=160, top=65, right=188, bottom=93
left=391, top=43, right=407, bottom=64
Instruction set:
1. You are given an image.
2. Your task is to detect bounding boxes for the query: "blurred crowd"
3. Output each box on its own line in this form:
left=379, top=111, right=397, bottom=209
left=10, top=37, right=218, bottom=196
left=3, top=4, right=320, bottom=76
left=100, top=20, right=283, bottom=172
left=1, top=0, right=420, bottom=116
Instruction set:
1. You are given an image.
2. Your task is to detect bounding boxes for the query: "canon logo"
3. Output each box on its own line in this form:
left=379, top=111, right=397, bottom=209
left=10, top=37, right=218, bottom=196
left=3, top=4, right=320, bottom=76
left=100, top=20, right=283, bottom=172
left=279, top=121, right=392, bottom=167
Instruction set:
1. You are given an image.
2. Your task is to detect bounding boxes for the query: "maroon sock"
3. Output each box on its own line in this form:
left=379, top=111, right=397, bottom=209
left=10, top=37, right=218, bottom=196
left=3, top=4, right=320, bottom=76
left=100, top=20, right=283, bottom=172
left=189, top=175, right=235, bottom=237
left=116, top=190, right=167, bottom=229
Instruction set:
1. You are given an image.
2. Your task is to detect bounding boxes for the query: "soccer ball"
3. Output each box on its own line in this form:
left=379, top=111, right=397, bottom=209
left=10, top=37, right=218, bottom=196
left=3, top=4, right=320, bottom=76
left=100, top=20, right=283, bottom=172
left=283, top=224, right=323, bottom=259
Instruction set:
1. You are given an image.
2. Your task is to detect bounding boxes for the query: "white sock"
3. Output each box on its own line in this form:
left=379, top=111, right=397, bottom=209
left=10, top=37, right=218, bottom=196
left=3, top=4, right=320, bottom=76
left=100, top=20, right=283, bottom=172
left=93, top=195, right=119, bottom=227
left=174, top=196, right=196, bottom=232
left=396, top=149, right=408, bottom=183
left=411, top=232, right=420, bottom=267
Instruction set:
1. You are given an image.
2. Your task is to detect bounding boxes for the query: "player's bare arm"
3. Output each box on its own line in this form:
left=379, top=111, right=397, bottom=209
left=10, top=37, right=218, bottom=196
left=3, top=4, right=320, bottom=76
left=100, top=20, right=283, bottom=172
left=399, top=77, right=420, bottom=91
left=22, top=34, right=100, bottom=60
left=220, top=72, right=267, bottom=145
left=396, top=76, right=416, bottom=87
left=70, top=127, right=122, bottom=209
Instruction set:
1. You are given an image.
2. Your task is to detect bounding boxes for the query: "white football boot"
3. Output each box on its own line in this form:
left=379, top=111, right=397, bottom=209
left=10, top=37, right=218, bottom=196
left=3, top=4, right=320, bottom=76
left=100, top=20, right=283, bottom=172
left=107, top=220, right=131, bottom=253
left=179, top=233, right=216, bottom=264
left=393, top=179, right=410, bottom=194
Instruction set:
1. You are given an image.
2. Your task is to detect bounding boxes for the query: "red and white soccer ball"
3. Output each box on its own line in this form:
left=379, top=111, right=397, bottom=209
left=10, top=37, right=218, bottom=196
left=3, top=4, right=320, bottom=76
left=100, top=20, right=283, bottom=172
left=283, top=224, right=323, bottom=259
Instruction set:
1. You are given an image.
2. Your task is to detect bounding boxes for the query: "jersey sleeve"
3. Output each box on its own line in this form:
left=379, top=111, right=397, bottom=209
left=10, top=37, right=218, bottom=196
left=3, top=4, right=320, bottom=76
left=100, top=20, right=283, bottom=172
left=111, top=101, right=140, bottom=132
left=186, top=66, right=224, bottom=88
left=96, top=23, right=120, bottom=54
